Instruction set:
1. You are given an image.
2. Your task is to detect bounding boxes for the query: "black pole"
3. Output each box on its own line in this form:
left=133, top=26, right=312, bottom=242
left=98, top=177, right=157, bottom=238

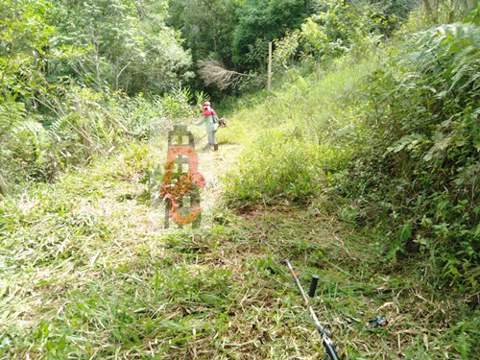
left=309, top=275, right=319, bottom=298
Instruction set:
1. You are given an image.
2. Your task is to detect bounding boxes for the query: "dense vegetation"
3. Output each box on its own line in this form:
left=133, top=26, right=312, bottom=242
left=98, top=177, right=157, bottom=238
left=224, top=1, right=480, bottom=293
left=0, top=0, right=194, bottom=191
left=337, top=21, right=480, bottom=292
left=1, top=0, right=480, bottom=358
left=221, top=1, right=480, bottom=356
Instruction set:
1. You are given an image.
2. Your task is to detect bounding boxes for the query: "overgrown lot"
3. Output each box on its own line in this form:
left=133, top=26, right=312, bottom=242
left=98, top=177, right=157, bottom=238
left=223, top=18, right=480, bottom=298
left=2, top=2, right=480, bottom=359
left=1, top=142, right=476, bottom=358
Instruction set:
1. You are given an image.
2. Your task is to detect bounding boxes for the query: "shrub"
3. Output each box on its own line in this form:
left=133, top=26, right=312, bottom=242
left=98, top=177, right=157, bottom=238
left=232, top=0, right=316, bottom=69
left=224, top=130, right=325, bottom=206
left=272, top=0, right=416, bottom=69
left=223, top=52, right=377, bottom=207
left=0, top=86, right=193, bottom=190
left=336, top=23, right=480, bottom=291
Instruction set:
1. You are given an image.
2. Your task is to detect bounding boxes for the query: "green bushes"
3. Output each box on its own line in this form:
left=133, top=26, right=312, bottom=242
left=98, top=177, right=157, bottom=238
left=272, top=0, right=415, bottom=71
left=224, top=11, right=480, bottom=293
left=166, top=0, right=414, bottom=79
left=335, top=22, right=480, bottom=291
left=1, top=0, right=192, bottom=97
left=0, top=0, right=196, bottom=192
left=0, top=87, right=196, bottom=190
left=167, top=0, right=238, bottom=66
left=49, top=0, right=192, bottom=94
left=222, top=53, right=377, bottom=207
left=225, top=131, right=324, bottom=206
left=232, top=0, right=315, bottom=69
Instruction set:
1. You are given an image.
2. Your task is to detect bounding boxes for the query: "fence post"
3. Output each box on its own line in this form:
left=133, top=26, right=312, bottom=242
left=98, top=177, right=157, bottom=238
left=267, top=41, right=273, bottom=92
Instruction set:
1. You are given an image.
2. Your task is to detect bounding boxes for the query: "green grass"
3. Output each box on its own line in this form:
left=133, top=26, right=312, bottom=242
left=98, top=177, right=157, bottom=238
left=1, top=139, right=477, bottom=359
left=219, top=51, right=379, bottom=207
left=1, top=34, right=479, bottom=360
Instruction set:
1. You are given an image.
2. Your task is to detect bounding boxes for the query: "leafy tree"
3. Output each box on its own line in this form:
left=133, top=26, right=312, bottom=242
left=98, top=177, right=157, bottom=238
left=0, top=0, right=195, bottom=188
left=271, top=0, right=416, bottom=69
left=167, top=0, right=239, bottom=66
left=232, top=0, right=315, bottom=69
left=50, top=0, right=192, bottom=94
left=0, top=0, right=58, bottom=107
left=421, top=0, right=478, bottom=23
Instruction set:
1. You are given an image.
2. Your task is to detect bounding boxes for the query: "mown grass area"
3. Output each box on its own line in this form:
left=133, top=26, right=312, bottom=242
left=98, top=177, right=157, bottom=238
left=1, top=134, right=476, bottom=359
left=1, top=161, right=476, bottom=360
left=0, top=140, right=164, bottom=358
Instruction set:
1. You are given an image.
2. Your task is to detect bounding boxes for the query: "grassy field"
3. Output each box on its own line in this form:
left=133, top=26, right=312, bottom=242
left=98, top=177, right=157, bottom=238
left=1, top=42, right=478, bottom=360
left=1, top=131, right=476, bottom=359
left=2, top=2, right=480, bottom=359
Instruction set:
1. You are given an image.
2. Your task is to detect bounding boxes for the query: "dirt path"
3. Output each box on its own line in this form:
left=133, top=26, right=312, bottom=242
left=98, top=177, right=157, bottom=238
left=80, top=127, right=242, bottom=258
left=137, top=128, right=242, bottom=234
left=196, top=141, right=242, bottom=222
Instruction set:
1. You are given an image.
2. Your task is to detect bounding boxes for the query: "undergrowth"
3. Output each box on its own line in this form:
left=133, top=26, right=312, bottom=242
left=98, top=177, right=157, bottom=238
left=222, top=11, right=480, bottom=295
left=1, top=145, right=477, bottom=358
left=218, top=9, right=480, bottom=358
left=1, top=3, right=479, bottom=360
left=0, top=87, right=197, bottom=193
left=222, top=53, right=377, bottom=207
left=334, top=22, right=480, bottom=293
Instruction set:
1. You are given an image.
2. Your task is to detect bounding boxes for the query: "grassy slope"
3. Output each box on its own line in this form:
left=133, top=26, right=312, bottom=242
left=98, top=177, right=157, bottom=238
left=0, top=154, right=471, bottom=359
left=218, top=54, right=380, bottom=208
left=1, top=59, right=478, bottom=360
left=217, top=46, right=479, bottom=358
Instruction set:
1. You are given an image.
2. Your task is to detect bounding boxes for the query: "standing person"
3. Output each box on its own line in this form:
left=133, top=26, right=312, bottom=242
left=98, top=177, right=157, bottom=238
left=197, top=101, right=219, bottom=151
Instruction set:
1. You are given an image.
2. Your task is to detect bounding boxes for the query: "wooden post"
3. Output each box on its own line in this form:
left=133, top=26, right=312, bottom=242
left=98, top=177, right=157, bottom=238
left=0, top=174, right=7, bottom=196
left=267, top=41, right=273, bottom=92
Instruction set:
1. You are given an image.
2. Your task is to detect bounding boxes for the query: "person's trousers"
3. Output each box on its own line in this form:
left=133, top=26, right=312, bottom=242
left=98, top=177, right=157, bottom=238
left=207, top=130, right=216, bottom=145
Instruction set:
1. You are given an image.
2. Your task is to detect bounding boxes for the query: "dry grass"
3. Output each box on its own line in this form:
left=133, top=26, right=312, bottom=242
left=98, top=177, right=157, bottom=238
left=0, top=196, right=468, bottom=359
left=0, top=129, right=476, bottom=359
left=197, top=60, right=247, bottom=91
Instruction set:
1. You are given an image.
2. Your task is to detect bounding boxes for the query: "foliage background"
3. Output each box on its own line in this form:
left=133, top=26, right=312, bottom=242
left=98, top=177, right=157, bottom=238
left=0, top=0, right=195, bottom=191
left=1, top=0, right=480, bottom=358
left=222, top=3, right=480, bottom=296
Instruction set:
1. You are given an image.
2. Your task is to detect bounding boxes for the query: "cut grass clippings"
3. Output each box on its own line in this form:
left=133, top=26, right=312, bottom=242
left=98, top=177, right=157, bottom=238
left=1, top=142, right=474, bottom=359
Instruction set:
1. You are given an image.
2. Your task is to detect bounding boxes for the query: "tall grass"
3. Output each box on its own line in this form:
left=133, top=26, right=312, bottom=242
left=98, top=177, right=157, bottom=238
left=222, top=52, right=379, bottom=206
left=223, top=6, right=480, bottom=298
left=0, top=87, right=195, bottom=192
